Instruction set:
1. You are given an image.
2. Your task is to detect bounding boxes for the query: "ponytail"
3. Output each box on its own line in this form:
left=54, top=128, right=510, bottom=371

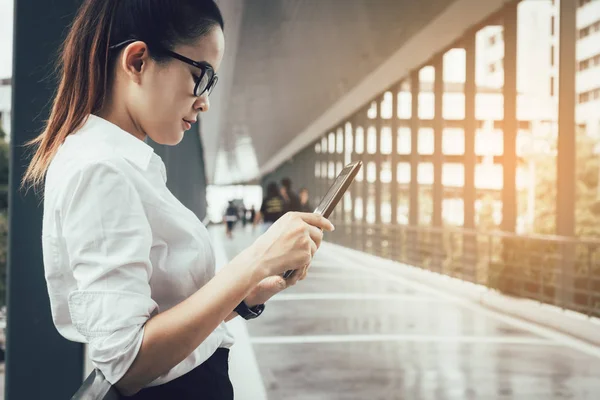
left=21, top=0, right=119, bottom=190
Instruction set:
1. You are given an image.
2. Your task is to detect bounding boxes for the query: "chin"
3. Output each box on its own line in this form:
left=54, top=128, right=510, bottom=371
left=150, top=131, right=184, bottom=146
left=166, top=133, right=185, bottom=146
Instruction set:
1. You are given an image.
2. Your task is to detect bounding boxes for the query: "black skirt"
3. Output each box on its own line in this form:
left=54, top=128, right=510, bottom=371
left=124, top=348, right=233, bottom=400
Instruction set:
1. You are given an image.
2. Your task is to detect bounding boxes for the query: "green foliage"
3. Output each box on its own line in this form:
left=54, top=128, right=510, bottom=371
left=490, top=131, right=600, bottom=316
left=531, top=132, right=600, bottom=238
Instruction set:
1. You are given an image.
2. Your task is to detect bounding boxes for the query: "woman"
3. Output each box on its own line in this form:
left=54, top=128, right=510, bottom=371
left=255, top=182, right=285, bottom=233
left=21, top=0, right=333, bottom=398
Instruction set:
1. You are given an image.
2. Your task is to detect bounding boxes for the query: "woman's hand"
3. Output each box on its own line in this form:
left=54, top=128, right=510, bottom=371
left=244, top=275, right=287, bottom=307
left=250, top=212, right=334, bottom=279
left=244, top=265, right=312, bottom=307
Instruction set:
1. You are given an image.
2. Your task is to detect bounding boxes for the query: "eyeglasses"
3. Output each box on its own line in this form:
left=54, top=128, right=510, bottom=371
left=109, top=39, right=218, bottom=97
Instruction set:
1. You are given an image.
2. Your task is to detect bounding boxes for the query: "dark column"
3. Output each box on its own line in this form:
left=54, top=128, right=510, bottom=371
left=351, top=119, right=359, bottom=225
left=556, top=0, right=576, bottom=307
left=409, top=70, right=420, bottom=263
left=340, top=125, right=346, bottom=218
left=464, top=34, right=477, bottom=231
left=390, top=84, right=399, bottom=226
left=464, top=32, right=478, bottom=281
left=432, top=55, right=444, bottom=272
left=375, top=96, right=383, bottom=226
left=432, top=56, right=444, bottom=229
left=502, top=3, right=518, bottom=233
left=7, top=1, right=85, bottom=399
left=361, top=110, right=369, bottom=230
left=556, top=0, right=576, bottom=238
left=351, top=117, right=359, bottom=249
left=318, top=136, right=324, bottom=204
left=409, top=70, right=420, bottom=227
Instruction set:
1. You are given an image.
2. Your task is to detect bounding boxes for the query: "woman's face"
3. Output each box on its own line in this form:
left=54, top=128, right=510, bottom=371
left=121, top=26, right=225, bottom=145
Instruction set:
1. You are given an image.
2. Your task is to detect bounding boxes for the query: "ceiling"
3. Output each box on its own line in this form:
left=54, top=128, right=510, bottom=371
left=202, top=0, right=490, bottom=185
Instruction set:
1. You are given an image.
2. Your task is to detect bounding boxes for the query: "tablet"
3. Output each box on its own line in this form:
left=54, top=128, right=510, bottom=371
left=283, top=161, right=362, bottom=279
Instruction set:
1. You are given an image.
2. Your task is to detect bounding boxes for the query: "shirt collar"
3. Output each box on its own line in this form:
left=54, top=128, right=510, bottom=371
left=80, top=114, right=156, bottom=171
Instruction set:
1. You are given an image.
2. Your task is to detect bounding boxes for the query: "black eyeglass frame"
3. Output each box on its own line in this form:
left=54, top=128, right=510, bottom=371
left=109, top=39, right=218, bottom=97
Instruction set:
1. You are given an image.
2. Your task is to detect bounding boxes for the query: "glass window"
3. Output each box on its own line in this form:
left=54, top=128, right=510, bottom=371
left=443, top=128, right=465, bottom=155
left=381, top=92, right=393, bottom=119
left=397, top=163, right=410, bottom=184
left=418, top=163, right=434, bottom=185
left=367, top=101, right=377, bottom=119
left=355, top=127, right=365, bottom=154
left=398, top=91, right=412, bottom=119
left=380, top=161, right=392, bottom=183
left=381, top=201, right=392, bottom=224
left=397, top=127, right=411, bottom=154
left=336, top=129, right=344, bottom=154
left=366, top=197, right=376, bottom=223
left=345, top=123, right=354, bottom=154
left=381, top=127, right=392, bottom=155
left=418, top=128, right=434, bottom=155
left=354, top=197, right=363, bottom=220
left=442, top=163, right=464, bottom=187
left=366, top=162, right=377, bottom=183
left=328, top=132, right=335, bottom=154
left=367, top=126, right=377, bottom=154
left=418, top=93, right=434, bottom=119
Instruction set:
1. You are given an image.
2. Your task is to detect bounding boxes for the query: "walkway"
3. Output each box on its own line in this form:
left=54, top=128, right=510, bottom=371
left=213, top=224, right=600, bottom=400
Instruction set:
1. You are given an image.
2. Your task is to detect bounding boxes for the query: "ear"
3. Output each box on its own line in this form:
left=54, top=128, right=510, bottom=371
left=120, top=41, right=150, bottom=83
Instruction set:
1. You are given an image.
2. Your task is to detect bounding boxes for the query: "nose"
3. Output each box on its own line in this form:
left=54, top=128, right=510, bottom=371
left=193, top=94, right=210, bottom=113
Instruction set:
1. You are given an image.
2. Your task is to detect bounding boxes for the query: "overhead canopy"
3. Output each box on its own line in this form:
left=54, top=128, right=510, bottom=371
left=204, top=0, right=509, bottom=185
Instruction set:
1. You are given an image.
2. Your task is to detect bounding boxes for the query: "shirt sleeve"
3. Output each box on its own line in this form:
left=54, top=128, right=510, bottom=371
left=60, top=161, right=158, bottom=385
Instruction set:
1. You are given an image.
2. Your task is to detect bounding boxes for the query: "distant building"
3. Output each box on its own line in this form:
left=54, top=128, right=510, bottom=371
left=570, top=0, right=600, bottom=137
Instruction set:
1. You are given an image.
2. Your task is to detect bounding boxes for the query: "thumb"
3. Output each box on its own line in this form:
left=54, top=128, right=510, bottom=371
left=262, top=275, right=287, bottom=291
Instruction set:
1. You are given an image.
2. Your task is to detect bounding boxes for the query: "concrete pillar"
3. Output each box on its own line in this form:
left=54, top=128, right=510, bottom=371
left=7, top=1, right=85, bottom=399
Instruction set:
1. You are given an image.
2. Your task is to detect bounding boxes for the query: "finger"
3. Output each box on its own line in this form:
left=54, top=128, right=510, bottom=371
left=309, top=238, right=318, bottom=257
left=287, top=271, right=302, bottom=286
left=299, top=264, right=310, bottom=280
left=306, top=224, right=324, bottom=249
left=297, top=213, right=334, bottom=232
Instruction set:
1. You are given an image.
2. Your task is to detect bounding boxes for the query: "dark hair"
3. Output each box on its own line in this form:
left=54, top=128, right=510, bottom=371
left=266, top=182, right=280, bottom=198
left=22, top=0, right=224, bottom=189
left=281, top=177, right=292, bottom=190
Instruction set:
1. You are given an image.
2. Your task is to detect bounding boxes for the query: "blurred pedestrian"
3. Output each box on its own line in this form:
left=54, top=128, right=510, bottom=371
left=299, top=188, right=313, bottom=213
left=256, top=182, right=284, bottom=233
left=224, top=200, right=238, bottom=239
left=280, top=177, right=300, bottom=212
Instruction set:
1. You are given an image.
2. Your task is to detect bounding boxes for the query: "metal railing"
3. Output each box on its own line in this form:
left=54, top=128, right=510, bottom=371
left=328, top=220, right=600, bottom=318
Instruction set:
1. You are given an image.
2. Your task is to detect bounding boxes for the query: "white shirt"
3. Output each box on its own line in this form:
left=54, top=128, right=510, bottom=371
left=42, top=114, right=235, bottom=387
